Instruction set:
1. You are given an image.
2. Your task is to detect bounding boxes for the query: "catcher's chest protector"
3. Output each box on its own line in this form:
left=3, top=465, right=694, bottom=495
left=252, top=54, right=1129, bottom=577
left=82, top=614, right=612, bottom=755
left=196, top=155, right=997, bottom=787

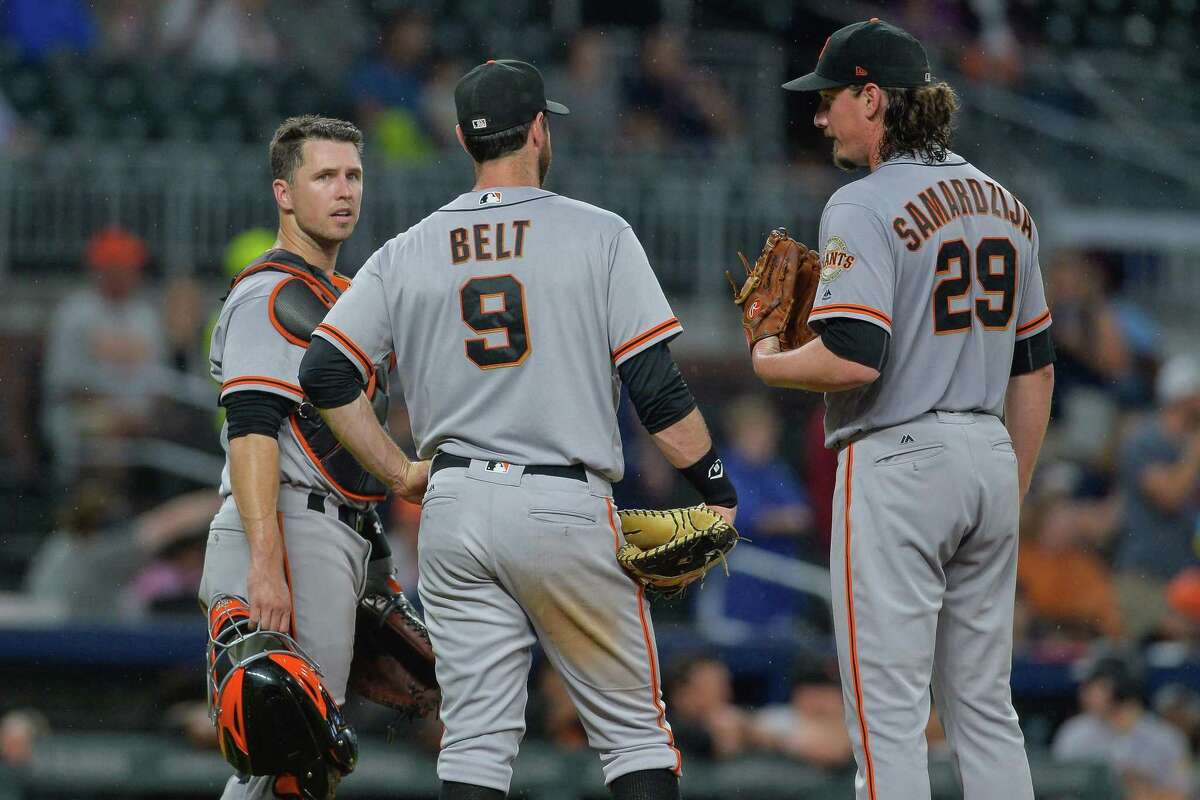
left=230, top=256, right=391, bottom=502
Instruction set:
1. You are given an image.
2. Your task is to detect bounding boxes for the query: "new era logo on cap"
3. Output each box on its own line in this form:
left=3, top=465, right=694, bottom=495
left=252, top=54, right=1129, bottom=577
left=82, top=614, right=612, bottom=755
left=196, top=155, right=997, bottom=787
left=472, top=118, right=488, bottom=130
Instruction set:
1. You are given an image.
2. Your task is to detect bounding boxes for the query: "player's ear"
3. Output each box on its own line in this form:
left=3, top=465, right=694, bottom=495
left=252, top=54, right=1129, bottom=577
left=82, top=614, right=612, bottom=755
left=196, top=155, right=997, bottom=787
left=863, top=83, right=886, bottom=119
left=529, top=112, right=547, bottom=148
left=272, top=178, right=293, bottom=212
left=455, top=124, right=469, bottom=156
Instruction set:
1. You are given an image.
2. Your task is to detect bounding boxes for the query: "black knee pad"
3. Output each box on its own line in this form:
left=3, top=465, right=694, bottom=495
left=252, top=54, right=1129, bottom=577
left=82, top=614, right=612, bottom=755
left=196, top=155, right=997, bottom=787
left=609, top=768, right=680, bottom=800
left=439, top=781, right=505, bottom=800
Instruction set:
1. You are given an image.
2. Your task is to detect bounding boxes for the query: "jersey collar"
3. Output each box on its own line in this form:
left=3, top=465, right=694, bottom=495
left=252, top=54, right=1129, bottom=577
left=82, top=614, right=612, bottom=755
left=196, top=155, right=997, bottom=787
left=878, top=151, right=967, bottom=168
left=439, top=186, right=557, bottom=212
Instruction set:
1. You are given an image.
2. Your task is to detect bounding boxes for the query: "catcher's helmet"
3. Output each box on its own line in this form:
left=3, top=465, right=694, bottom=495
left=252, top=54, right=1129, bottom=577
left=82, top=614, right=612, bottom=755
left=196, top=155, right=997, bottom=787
left=206, top=595, right=357, bottom=800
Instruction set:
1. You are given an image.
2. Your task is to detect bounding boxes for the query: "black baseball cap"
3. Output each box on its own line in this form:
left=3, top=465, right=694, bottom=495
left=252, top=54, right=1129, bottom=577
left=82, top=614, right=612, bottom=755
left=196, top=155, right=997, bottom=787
left=783, top=18, right=931, bottom=92
left=455, top=59, right=569, bottom=136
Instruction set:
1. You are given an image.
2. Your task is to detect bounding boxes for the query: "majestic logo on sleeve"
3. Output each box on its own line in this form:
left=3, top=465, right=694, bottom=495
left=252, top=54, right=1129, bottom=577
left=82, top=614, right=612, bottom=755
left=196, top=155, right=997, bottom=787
left=821, top=235, right=856, bottom=283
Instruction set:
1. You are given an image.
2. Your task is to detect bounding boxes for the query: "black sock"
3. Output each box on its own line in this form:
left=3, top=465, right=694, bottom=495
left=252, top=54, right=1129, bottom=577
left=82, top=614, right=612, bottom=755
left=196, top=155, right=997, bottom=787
left=439, top=781, right=505, bottom=800
left=609, top=768, right=680, bottom=800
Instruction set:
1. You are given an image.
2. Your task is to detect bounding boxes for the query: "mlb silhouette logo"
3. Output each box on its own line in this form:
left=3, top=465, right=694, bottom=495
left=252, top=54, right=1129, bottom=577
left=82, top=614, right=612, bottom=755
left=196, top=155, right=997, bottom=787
left=472, top=118, right=488, bottom=130
left=486, top=461, right=511, bottom=474
left=479, top=191, right=503, bottom=205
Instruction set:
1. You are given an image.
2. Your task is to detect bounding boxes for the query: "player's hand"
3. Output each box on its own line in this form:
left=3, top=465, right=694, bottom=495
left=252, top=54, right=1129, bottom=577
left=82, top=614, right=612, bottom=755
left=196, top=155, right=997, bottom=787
left=247, top=560, right=292, bottom=633
left=392, top=459, right=430, bottom=504
left=707, top=504, right=737, bottom=527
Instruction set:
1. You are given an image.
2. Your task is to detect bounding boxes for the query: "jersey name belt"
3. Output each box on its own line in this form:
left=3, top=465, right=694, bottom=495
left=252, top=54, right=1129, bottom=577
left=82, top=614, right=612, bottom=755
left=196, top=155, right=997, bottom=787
left=233, top=258, right=390, bottom=502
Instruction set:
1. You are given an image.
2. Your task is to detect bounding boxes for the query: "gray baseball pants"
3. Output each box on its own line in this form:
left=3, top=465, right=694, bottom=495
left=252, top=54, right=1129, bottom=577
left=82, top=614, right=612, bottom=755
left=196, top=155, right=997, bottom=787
left=418, top=458, right=679, bottom=794
left=830, top=411, right=1034, bottom=800
left=200, top=486, right=371, bottom=800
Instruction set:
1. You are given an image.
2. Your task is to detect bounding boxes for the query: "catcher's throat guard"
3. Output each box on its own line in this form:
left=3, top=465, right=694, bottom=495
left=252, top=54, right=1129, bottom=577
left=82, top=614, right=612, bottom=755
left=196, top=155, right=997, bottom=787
left=206, top=595, right=357, bottom=800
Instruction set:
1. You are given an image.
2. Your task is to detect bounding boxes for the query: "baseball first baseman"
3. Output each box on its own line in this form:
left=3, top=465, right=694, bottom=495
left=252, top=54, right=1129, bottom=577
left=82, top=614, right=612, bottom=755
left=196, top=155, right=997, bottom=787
left=298, top=60, right=737, bottom=800
left=201, top=115, right=427, bottom=800
left=749, top=20, right=1056, bottom=800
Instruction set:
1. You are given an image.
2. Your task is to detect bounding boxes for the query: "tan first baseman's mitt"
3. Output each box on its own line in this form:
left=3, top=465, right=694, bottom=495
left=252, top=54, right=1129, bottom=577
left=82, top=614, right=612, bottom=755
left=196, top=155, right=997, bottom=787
left=616, top=506, right=740, bottom=598
left=727, top=228, right=823, bottom=349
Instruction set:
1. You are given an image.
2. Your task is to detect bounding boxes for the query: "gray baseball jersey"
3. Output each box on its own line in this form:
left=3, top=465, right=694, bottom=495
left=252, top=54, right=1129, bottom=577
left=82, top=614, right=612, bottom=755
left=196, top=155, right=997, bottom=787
left=209, top=271, right=330, bottom=499
left=810, top=152, right=1051, bottom=448
left=314, top=185, right=685, bottom=793
left=315, top=186, right=682, bottom=482
left=813, top=154, right=1049, bottom=800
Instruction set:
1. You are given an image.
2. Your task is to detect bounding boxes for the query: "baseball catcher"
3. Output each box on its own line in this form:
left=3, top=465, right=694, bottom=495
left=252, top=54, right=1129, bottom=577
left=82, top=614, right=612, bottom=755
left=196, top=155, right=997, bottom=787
left=616, top=506, right=741, bottom=598
left=727, top=228, right=823, bottom=350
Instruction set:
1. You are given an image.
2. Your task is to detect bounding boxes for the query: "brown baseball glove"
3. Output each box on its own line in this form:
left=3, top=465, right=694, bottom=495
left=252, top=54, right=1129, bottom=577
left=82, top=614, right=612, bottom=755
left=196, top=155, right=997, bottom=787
left=727, top=228, right=823, bottom=350
left=348, top=578, right=440, bottom=720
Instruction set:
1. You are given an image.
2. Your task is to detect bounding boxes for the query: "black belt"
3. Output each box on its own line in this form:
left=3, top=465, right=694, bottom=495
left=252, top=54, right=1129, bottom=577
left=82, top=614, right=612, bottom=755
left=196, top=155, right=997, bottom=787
left=430, top=453, right=587, bottom=482
left=307, top=491, right=369, bottom=534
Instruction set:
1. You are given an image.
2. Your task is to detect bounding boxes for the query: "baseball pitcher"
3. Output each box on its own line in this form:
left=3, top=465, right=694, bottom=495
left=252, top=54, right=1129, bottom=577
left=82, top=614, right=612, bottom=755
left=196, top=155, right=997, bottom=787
left=742, top=20, right=1055, bottom=800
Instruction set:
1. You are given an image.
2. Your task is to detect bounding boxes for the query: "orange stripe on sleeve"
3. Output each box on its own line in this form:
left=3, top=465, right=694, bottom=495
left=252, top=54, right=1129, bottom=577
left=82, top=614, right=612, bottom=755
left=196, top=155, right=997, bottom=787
left=612, top=318, right=682, bottom=362
left=1016, top=309, right=1051, bottom=335
left=810, top=303, right=893, bottom=328
left=314, top=323, right=374, bottom=375
left=843, top=444, right=877, bottom=799
left=220, top=376, right=304, bottom=398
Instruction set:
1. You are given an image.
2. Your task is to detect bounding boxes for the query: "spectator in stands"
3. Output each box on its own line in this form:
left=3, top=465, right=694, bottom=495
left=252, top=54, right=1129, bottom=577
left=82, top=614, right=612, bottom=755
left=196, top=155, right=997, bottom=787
left=1113, top=355, right=1200, bottom=642
left=0, top=0, right=95, bottom=61
left=1053, top=652, right=1191, bottom=800
left=268, top=0, right=369, bottom=75
left=40, top=227, right=167, bottom=483
left=157, top=0, right=281, bottom=70
left=1017, top=484, right=1122, bottom=641
left=24, top=483, right=219, bottom=619
left=347, top=9, right=434, bottom=159
left=697, top=394, right=812, bottom=637
left=1153, top=683, right=1200, bottom=755
left=419, top=53, right=467, bottom=149
left=0, top=709, right=49, bottom=767
left=93, top=0, right=155, bottom=60
left=622, top=27, right=738, bottom=152
left=545, top=30, right=621, bottom=154
left=749, top=658, right=851, bottom=769
left=1049, top=251, right=1134, bottom=406
left=662, top=655, right=749, bottom=760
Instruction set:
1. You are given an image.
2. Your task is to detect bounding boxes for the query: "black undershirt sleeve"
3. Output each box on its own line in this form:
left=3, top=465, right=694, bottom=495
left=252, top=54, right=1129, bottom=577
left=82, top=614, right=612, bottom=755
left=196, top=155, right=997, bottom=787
left=617, top=342, right=697, bottom=434
left=812, top=317, right=891, bottom=370
left=223, top=391, right=296, bottom=439
left=298, top=336, right=366, bottom=409
left=1011, top=329, right=1056, bottom=376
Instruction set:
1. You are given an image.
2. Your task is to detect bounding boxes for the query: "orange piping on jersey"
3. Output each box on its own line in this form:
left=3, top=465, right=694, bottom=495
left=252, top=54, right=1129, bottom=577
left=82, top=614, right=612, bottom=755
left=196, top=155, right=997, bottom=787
left=810, top=304, right=893, bottom=328
left=279, top=512, right=297, bottom=639
left=607, top=497, right=682, bottom=775
left=287, top=416, right=387, bottom=503
left=267, top=278, right=319, bottom=348
left=331, top=273, right=352, bottom=292
left=612, top=318, right=682, bottom=362
left=843, top=444, right=877, bottom=800
left=1016, top=310, right=1052, bottom=336
left=314, top=322, right=374, bottom=377
left=221, top=375, right=304, bottom=399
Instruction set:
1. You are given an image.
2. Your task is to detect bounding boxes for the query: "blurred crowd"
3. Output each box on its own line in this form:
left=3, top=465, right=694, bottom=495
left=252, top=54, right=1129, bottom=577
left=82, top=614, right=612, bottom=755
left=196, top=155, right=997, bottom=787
left=2, top=1, right=1200, bottom=797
